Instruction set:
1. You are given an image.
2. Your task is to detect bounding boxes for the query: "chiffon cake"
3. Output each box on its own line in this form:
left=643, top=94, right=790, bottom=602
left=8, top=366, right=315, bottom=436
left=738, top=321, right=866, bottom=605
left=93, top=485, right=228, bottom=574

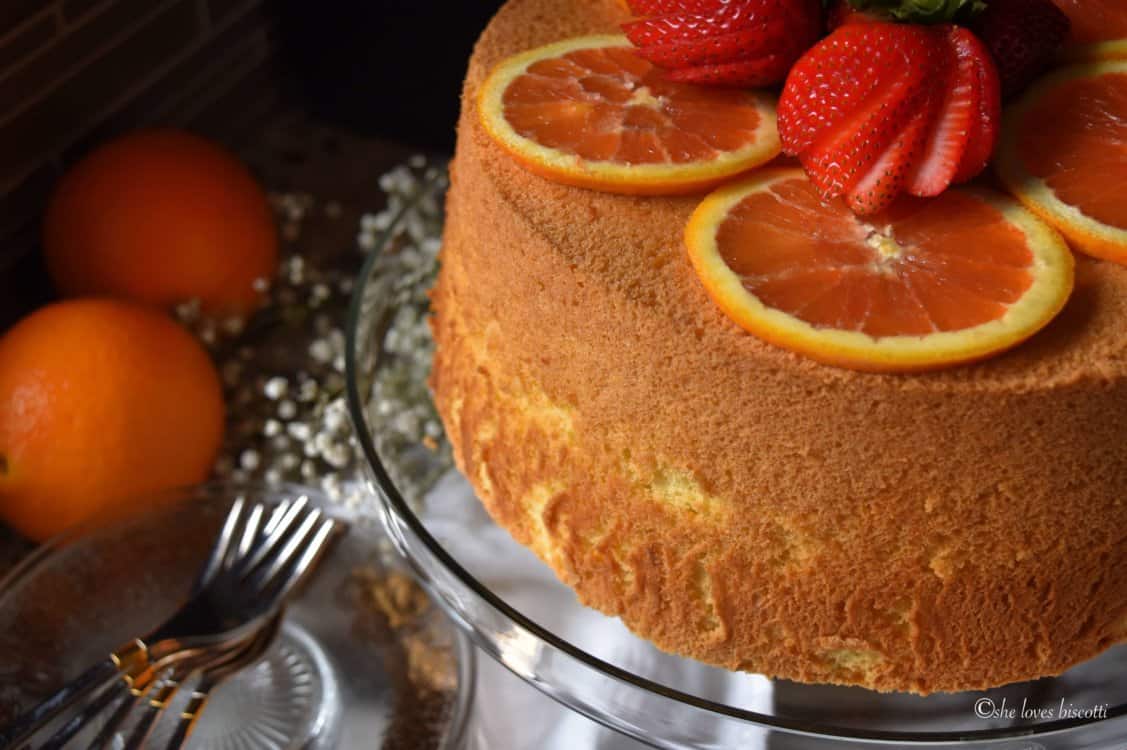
left=427, top=0, right=1127, bottom=693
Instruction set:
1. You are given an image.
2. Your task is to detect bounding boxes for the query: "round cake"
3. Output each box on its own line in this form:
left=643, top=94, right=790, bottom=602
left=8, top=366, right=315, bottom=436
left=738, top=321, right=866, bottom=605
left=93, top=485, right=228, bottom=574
left=429, top=0, right=1127, bottom=693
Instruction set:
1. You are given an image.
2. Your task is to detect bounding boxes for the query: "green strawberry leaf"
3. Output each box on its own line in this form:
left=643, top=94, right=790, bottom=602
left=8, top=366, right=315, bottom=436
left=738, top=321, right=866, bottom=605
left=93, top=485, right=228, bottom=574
left=847, top=0, right=988, bottom=24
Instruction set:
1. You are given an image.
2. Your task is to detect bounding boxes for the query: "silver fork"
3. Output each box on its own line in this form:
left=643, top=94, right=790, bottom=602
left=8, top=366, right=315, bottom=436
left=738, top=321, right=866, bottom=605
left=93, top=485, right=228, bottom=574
left=159, top=614, right=283, bottom=750
left=21, top=496, right=340, bottom=750
left=120, top=613, right=283, bottom=750
left=34, top=629, right=262, bottom=750
left=2, top=495, right=342, bottom=749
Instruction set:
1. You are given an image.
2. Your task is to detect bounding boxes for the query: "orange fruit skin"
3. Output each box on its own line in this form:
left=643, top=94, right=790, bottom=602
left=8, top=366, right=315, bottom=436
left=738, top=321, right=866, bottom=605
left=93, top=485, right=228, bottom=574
left=995, top=61, right=1127, bottom=266
left=686, top=169, right=1075, bottom=372
left=0, top=299, right=225, bottom=542
left=477, top=36, right=782, bottom=196
left=44, top=130, right=278, bottom=316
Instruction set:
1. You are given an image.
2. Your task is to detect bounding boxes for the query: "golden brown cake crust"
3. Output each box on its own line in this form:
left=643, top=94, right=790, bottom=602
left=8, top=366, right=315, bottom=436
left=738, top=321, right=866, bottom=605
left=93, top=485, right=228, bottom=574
left=429, top=0, right=1127, bottom=693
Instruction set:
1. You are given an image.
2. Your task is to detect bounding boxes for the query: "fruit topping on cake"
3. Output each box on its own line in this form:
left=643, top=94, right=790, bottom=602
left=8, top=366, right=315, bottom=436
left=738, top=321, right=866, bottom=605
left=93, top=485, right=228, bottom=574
left=996, top=60, right=1127, bottom=264
left=970, top=0, right=1070, bottom=99
left=1053, top=0, right=1127, bottom=61
left=777, top=22, right=1000, bottom=215
left=619, top=0, right=824, bottom=87
left=477, top=35, right=780, bottom=195
left=472, top=0, right=1127, bottom=371
left=685, top=169, right=1075, bottom=371
left=831, top=0, right=985, bottom=24
left=828, top=0, right=1070, bottom=101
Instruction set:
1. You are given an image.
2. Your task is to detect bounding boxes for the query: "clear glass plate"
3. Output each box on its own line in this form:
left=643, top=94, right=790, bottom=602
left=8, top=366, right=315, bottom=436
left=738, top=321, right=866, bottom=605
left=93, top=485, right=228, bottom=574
left=344, top=174, right=1127, bottom=750
left=0, top=482, right=474, bottom=749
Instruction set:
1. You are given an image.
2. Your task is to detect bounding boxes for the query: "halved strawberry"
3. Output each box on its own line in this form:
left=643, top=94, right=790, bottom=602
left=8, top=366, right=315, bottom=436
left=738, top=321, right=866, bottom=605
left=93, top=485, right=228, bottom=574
left=623, top=6, right=781, bottom=46
left=905, top=27, right=982, bottom=196
left=622, top=0, right=823, bottom=88
left=627, top=19, right=793, bottom=68
left=951, top=36, right=1001, bottom=184
left=847, top=95, right=936, bottom=214
left=666, top=56, right=788, bottom=87
left=778, top=21, right=1002, bottom=215
left=779, top=24, right=943, bottom=194
left=825, top=0, right=1067, bottom=102
left=800, top=77, right=931, bottom=201
left=625, top=0, right=726, bottom=14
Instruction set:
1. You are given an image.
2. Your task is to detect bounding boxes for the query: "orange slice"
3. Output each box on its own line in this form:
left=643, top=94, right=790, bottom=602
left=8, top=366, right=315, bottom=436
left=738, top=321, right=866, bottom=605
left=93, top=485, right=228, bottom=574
left=477, top=35, right=781, bottom=195
left=1053, top=0, right=1127, bottom=61
left=996, top=61, right=1127, bottom=265
left=686, top=169, right=1075, bottom=372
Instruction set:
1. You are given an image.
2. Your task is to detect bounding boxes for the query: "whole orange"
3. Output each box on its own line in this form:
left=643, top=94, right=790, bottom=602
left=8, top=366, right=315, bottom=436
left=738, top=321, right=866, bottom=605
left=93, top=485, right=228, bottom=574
left=0, top=299, right=225, bottom=542
left=44, top=129, right=278, bottom=316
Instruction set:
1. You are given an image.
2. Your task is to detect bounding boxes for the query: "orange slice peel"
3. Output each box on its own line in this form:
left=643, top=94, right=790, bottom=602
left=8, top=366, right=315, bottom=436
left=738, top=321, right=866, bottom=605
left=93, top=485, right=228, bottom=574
left=686, top=169, right=1076, bottom=372
left=996, top=60, right=1127, bottom=265
left=1061, top=39, right=1127, bottom=64
left=477, top=35, right=781, bottom=195
left=1053, top=0, right=1127, bottom=62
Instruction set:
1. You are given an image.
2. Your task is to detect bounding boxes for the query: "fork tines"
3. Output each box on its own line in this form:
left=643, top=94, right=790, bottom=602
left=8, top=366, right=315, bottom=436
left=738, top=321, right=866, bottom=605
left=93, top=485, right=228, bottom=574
left=6, top=494, right=344, bottom=750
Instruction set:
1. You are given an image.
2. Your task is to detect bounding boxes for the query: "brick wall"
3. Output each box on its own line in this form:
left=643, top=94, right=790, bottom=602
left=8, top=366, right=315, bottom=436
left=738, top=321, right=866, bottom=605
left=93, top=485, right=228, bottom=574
left=0, top=0, right=282, bottom=321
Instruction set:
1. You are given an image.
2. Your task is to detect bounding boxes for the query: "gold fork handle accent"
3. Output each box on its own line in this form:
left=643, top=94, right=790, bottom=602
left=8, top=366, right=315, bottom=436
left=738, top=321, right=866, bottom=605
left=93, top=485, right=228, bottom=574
left=165, top=686, right=214, bottom=749
left=111, top=638, right=154, bottom=689
left=122, top=678, right=182, bottom=750
left=111, top=638, right=149, bottom=667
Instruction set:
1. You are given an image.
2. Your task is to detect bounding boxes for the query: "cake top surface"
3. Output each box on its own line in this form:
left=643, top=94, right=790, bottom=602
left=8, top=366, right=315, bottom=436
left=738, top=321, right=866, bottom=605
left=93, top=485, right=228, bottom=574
left=461, top=0, right=1127, bottom=393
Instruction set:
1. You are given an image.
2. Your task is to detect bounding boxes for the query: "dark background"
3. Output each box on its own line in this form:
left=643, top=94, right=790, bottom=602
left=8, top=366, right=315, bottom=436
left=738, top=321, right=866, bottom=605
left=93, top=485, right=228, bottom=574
left=0, top=0, right=509, bottom=328
left=277, top=0, right=508, bottom=152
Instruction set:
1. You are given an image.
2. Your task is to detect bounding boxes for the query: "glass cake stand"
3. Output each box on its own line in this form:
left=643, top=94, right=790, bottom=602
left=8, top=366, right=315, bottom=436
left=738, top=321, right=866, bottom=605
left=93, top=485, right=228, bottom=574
left=344, top=174, right=1127, bottom=749
left=0, top=482, right=474, bottom=749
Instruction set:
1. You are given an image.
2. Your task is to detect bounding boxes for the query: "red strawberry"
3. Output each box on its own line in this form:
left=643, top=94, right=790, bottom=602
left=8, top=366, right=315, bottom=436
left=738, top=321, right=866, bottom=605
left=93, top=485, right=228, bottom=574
left=778, top=22, right=1002, bottom=215
left=629, top=21, right=793, bottom=68
left=952, top=33, right=1001, bottom=184
left=624, top=4, right=783, bottom=45
left=625, top=0, right=726, bottom=14
left=666, top=56, right=787, bottom=87
left=622, top=0, right=823, bottom=88
left=906, top=27, right=998, bottom=196
left=779, top=24, right=943, bottom=197
left=970, top=0, right=1070, bottom=100
left=848, top=99, right=935, bottom=214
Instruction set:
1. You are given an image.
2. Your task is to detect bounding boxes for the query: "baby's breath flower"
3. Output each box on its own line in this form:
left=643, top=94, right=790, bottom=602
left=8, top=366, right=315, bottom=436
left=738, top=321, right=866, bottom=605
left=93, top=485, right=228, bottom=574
left=309, top=340, right=333, bottom=364
left=287, top=422, right=312, bottom=441
left=277, top=400, right=298, bottom=420
left=264, top=377, right=289, bottom=400
left=239, top=450, right=260, bottom=471
left=206, top=159, right=448, bottom=512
